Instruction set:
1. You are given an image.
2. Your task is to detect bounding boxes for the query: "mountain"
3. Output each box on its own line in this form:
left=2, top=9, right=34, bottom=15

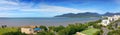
left=103, top=12, right=120, bottom=16
left=55, top=12, right=120, bottom=18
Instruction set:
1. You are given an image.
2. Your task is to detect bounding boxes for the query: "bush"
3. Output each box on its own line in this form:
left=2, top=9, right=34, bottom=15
left=107, top=30, right=120, bottom=35
left=2, top=31, right=27, bottom=35
left=37, top=31, right=55, bottom=35
left=39, top=25, right=48, bottom=31
left=57, top=23, right=88, bottom=35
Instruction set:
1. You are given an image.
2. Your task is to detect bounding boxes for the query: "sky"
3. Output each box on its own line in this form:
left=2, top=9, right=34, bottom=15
left=0, top=0, right=120, bottom=17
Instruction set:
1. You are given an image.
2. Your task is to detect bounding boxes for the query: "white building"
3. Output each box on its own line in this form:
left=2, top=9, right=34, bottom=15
left=113, top=15, right=120, bottom=21
left=108, top=17, right=114, bottom=22
left=101, top=15, right=120, bottom=26
left=101, top=20, right=110, bottom=26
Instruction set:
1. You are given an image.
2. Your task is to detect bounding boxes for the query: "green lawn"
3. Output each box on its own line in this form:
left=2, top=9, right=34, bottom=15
left=0, top=27, right=18, bottom=35
left=81, top=28, right=100, bottom=35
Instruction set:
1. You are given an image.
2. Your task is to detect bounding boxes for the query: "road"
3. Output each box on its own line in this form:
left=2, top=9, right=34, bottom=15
left=102, top=27, right=109, bottom=35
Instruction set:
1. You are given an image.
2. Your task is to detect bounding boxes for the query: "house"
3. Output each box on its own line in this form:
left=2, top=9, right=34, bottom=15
left=21, top=26, right=41, bottom=34
left=21, top=28, right=34, bottom=34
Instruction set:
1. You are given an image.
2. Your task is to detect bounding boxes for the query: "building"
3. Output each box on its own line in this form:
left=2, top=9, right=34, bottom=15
left=101, top=20, right=110, bottom=26
left=21, top=28, right=34, bottom=34
left=101, top=15, right=120, bottom=26
left=21, top=26, right=41, bottom=34
left=113, top=15, right=120, bottom=21
left=108, top=17, right=114, bottom=22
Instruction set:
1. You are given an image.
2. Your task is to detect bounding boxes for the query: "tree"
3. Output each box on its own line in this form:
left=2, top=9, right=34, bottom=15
left=2, top=31, right=26, bottom=35
left=37, top=31, right=55, bottom=35
left=57, top=23, right=88, bottom=35
left=57, top=29, right=70, bottom=35
left=54, top=25, right=65, bottom=32
left=36, top=31, right=46, bottom=35
left=39, top=25, right=48, bottom=31
left=108, top=30, right=120, bottom=35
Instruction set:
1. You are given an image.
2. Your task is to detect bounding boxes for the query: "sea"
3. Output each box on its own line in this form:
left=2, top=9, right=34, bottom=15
left=0, top=17, right=101, bottom=27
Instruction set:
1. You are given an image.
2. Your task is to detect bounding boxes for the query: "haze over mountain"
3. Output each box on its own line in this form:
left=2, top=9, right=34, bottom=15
left=55, top=12, right=120, bottom=17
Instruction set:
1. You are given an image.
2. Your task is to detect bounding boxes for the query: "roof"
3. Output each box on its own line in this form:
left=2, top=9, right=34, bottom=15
left=34, top=28, right=41, bottom=31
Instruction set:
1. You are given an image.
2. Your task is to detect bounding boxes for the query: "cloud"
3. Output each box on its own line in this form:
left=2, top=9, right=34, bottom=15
left=20, top=5, right=83, bottom=13
left=39, top=5, right=82, bottom=13
left=0, top=0, right=20, bottom=12
left=20, top=4, right=102, bottom=13
left=0, top=13, right=9, bottom=17
left=0, top=0, right=101, bottom=13
left=0, top=0, right=39, bottom=12
left=39, top=5, right=102, bottom=13
left=0, top=0, right=18, bottom=5
left=0, top=0, right=105, bottom=17
left=0, top=13, right=20, bottom=17
left=0, top=7, right=19, bottom=11
left=0, top=13, right=40, bottom=17
left=0, top=0, right=36, bottom=12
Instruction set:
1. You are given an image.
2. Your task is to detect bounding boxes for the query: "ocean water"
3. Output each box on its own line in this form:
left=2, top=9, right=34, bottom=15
left=0, top=17, right=100, bottom=27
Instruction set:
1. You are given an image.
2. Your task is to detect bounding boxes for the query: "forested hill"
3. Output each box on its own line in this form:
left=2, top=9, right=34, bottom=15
left=55, top=12, right=120, bottom=18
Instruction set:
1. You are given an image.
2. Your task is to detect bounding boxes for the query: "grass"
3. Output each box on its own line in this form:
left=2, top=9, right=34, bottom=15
left=0, top=27, right=18, bottom=35
left=81, top=28, right=100, bottom=35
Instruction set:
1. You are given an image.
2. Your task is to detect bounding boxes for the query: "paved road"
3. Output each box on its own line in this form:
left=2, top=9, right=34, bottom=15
left=117, top=22, right=120, bottom=27
left=102, top=27, right=109, bottom=35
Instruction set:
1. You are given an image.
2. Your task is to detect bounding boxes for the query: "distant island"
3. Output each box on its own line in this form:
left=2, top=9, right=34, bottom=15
left=55, top=12, right=120, bottom=18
